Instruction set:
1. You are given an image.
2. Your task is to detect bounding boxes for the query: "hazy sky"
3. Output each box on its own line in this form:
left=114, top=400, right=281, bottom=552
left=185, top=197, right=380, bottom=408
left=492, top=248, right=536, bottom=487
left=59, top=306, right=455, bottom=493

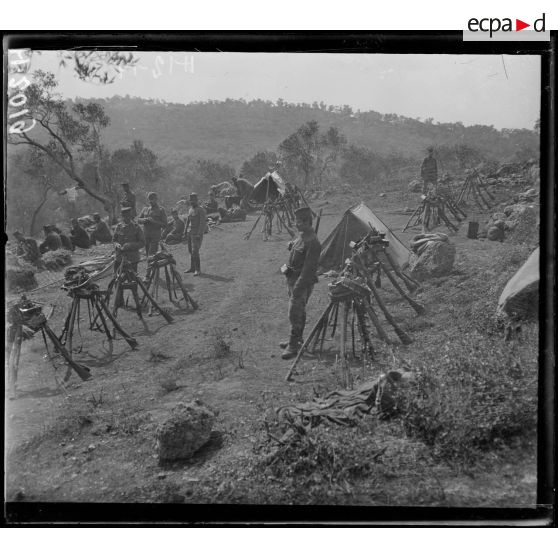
left=25, top=51, right=540, bottom=130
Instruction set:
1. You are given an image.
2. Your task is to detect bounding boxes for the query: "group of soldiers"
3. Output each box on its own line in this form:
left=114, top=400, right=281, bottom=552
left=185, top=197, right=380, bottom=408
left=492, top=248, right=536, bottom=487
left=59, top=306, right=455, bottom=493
left=113, top=183, right=207, bottom=277
left=12, top=215, right=112, bottom=267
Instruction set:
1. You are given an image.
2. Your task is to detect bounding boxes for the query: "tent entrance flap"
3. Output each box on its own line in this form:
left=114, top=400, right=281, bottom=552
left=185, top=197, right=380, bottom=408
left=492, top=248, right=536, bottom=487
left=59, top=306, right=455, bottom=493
left=319, top=202, right=411, bottom=271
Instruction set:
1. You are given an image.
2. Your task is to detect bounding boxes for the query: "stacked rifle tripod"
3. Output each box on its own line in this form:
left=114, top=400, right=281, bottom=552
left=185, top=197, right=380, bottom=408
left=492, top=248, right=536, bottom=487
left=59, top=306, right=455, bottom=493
left=403, top=188, right=466, bottom=233
left=455, top=169, right=495, bottom=210
left=286, top=228, right=425, bottom=385
left=142, top=249, right=198, bottom=314
left=59, top=265, right=139, bottom=361
left=244, top=180, right=314, bottom=241
left=6, top=295, right=92, bottom=399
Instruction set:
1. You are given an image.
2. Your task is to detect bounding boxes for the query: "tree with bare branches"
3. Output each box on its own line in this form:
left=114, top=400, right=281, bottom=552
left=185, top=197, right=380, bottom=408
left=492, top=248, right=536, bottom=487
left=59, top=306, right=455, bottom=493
left=8, top=71, right=118, bottom=220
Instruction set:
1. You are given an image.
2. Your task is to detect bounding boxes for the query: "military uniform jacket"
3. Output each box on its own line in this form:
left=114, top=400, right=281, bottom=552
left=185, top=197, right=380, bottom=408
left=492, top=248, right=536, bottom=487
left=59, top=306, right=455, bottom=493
left=138, top=204, right=168, bottom=239
left=421, top=156, right=438, bottom=183
left=120, top=191, right=137, bottom=218
left=187, top=206, right=207, bottom=237
left=288, top=230, right=321, bottom=288
left=112, top=221, right=145, bottom=264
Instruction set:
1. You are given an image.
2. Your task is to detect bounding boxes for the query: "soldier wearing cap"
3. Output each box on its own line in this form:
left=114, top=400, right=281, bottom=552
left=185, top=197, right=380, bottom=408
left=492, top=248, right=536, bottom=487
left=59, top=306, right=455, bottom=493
left=421, top=147, right=438, bottom=194
left=112, top=206, right=144, bottom=272
left=120, top=182, right=137, bottom=219
left=280, top=206, right=321, bottom=360
left=138, top=192, right=167, bottom=257
left=185, top=193, right=207, bottom=276
left=89, top=213, right=112, bottom=245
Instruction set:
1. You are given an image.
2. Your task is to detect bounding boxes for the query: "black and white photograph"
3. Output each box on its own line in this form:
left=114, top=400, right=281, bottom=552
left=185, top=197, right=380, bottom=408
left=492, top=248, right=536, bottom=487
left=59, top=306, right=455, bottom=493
left=3, top=33, right=552, bottom=523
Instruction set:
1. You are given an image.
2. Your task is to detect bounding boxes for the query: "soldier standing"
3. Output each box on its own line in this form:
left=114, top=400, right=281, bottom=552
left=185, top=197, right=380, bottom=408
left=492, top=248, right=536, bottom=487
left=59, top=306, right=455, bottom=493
left=280, top=206, right=321, bottom=360
left=185, top=193, right=207, bottom=277
left=138, top=192, right=167, bottom=257
left=112, top=207, right=144, bottom=273
left=420, top=147, right=438, bottom=194
left=120, top=182, right=137, bottom=219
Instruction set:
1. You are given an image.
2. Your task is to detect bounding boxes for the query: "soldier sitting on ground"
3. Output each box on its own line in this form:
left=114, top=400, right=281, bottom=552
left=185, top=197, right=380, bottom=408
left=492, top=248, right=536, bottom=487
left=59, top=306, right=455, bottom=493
left=218, top=204, right=247, bottom=223
left=162, top=209, right=185, bottom=245
left=69, top=218, right=90, bottom=249
left=89, top=213, right=113, bottom=245
left=39, top=225, right=63, bottom=254
left=13, top=231, right=41, bottom=265
left=202, top=191, right=219, bottom=214
left=51, top=225, right=74, bottom=252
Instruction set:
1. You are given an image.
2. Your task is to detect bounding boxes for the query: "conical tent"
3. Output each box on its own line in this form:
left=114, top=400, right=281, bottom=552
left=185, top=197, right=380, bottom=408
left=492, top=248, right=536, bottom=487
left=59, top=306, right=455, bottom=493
left=250, top=171, right=286, bottom=203
left=497, top=247, right=539, bottom=318
left=319, top=202, right=411, bottom=271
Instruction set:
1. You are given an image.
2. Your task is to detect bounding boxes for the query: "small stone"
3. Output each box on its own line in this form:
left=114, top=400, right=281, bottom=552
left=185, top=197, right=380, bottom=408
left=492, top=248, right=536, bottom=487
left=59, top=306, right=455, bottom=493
left=157, top=472, right=167, bottom=479
left=270, top=354, right=276, bottom=358
left=88, top=444, right=96, bottom=452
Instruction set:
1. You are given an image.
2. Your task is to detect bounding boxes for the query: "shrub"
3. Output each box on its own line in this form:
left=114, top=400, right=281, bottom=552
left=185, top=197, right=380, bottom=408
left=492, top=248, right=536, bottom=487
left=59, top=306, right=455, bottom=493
left=397, top=333, right=537, bottom=464
left=210, top=327, right=231, bottom=359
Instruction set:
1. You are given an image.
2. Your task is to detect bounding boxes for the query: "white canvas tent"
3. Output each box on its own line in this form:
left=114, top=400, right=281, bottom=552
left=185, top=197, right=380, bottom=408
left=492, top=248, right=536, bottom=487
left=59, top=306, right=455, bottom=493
left=319, top=202, right=410, bottom=271
left=497, top=247, right=539, bottom=319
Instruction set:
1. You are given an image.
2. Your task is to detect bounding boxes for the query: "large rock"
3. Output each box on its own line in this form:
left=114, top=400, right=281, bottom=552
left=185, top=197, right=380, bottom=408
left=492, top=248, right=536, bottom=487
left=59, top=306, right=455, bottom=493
left=503, top=204, right=539, bottom=244
left=409, top=239, right=456, bottom=280
left=156, top=401, right=216, bottom=462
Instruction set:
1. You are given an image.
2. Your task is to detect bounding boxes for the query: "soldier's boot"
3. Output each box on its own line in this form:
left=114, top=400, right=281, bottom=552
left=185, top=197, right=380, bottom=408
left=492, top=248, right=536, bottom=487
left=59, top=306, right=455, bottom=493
left=193, top=255, right=201, bottom=276
left=281, top=336, right=302, bottom=360
left=184, top=257, right=195, bottom=273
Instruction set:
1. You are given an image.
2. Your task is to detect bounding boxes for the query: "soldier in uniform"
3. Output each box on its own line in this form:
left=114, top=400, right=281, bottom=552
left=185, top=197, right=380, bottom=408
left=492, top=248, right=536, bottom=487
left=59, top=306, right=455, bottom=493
left=89, top=213, right=113, bottom=244
left=138, top=192, right=167, bottom=257
left=420, top=147, right=438, bottom=194
left=112, top=206, right=145, bottom=273
left=185, top=193, right=207, bottom=276
left=280, top=206, right=321, bottom=360
left=162, top=209, right=185, bottom=245
left=69, top=218, right=90, bottom=249
left=120, top=182, right=137, bottom=219
left=39, top=225, right=63, bottom=254
left=13, top=231, right=41, bottom=265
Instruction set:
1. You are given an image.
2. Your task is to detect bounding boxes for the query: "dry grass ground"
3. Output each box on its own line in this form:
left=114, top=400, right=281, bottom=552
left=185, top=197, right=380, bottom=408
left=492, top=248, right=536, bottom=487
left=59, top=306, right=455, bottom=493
left=5, top=188, right=538, bottom=508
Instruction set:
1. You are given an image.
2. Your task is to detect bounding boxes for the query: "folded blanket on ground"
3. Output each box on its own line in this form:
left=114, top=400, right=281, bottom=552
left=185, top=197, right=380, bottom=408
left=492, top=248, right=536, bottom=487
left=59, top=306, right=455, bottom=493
left=410, top=233, right=449, bottom=255
left=276, top=371, right=409, bottom=428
